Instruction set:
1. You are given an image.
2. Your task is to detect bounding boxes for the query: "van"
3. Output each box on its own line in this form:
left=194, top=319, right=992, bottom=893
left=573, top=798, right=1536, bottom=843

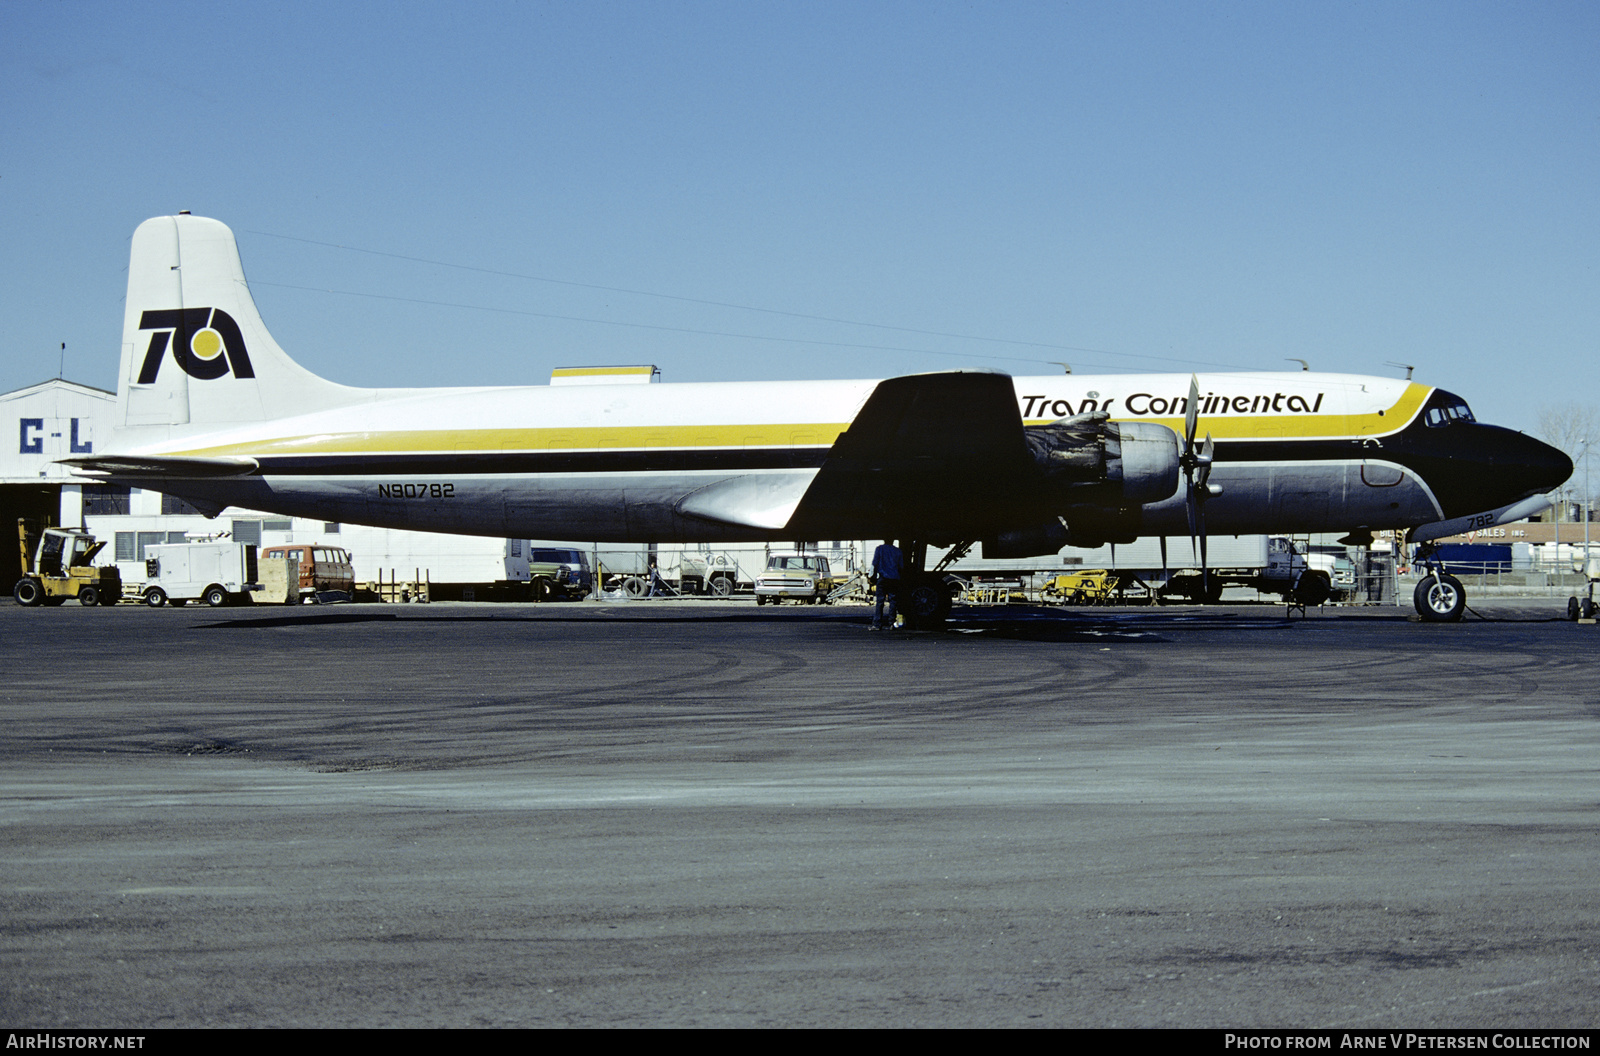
left=260, top=544, right=355, bottom=598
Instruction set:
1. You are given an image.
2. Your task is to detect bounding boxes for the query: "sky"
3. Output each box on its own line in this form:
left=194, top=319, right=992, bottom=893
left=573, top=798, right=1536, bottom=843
left=2, top=0, right=1596, bottom=437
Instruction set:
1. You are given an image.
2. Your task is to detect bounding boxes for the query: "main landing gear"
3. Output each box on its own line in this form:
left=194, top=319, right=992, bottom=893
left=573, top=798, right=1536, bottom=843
left=1411, top=543, right=1466, bottom=622
left=892, top=539, right=962, bottom=630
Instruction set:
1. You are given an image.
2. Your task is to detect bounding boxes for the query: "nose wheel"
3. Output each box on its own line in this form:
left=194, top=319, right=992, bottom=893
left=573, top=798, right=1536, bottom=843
left=1411, top=542, right=1467, bottom=622
left=1414, top=573, right=1466, bottom=622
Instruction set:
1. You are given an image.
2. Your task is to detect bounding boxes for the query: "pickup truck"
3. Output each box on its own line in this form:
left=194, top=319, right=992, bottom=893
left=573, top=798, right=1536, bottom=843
left=753, top=554, right=838, bottom=605
left=529, top=547, right=592, bottom=600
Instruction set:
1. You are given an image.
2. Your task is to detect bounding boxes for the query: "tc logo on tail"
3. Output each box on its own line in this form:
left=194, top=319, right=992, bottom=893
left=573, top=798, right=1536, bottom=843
left=136, top=308, right=256, bottom=382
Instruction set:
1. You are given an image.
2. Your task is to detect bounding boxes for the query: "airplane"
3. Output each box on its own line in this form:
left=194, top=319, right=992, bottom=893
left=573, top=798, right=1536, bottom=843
left=62, top=213, right=1573, bottom=624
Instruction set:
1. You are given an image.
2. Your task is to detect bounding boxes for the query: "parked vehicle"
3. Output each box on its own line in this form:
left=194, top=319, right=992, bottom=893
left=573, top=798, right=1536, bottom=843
left=260, top=544, right=355, bottom=599
left=1041, top=569, right=1123, bottom=605
left=754, top=554, right=839, bottom=605
left=142, top=541, right=260, bottom=607
left=13, top=518, right=122, bottom=607
left=936, top=534, right=1335, bottom=605
left=529, top=547, right=592, bottom=599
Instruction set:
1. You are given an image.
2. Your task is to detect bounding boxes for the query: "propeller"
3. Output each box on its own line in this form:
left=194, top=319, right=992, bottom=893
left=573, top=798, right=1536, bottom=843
left=1178, top=375, right=1222, bottom=599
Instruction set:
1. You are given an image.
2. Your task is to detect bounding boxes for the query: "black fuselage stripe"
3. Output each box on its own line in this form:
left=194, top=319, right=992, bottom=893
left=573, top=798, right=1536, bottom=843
left=252, top=448, right=833, bottom=476
left=239, top=417, right=1458, bottom=478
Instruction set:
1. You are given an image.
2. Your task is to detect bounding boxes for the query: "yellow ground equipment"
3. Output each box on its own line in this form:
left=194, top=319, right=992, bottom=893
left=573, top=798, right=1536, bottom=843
left=13, top=519, right=122, bottom=607
left=1042, top=569, right=1121, bottom=605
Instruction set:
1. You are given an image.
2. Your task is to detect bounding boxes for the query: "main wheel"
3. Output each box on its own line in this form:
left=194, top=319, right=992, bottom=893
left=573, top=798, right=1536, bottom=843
left=145, top=587, right=167, bottom=607
left=13, top=578, right=44, bottom=607
left=1292, top=570, right=1332, bottom=607
left=1414, top=574, right=1465, bottom=622
left=78, top=586, right=99, bottom=607
left=204, top=586, right=229, bottom=607
left=900, top=577, right=953, bottom=629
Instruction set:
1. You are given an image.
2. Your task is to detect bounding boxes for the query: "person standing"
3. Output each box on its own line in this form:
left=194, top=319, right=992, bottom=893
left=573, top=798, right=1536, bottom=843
left=870, top=540, right=902, bottom=630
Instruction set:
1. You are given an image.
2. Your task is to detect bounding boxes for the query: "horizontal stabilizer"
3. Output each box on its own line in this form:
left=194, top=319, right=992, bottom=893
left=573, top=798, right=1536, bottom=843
left=61, top=454, right=260, bottom=478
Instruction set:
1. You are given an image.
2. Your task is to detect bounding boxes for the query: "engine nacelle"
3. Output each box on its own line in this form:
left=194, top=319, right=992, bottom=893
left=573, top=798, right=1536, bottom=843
left=981, top=415, right=1182, bottom=558
left=1022, top=413, right=1180, bottom=506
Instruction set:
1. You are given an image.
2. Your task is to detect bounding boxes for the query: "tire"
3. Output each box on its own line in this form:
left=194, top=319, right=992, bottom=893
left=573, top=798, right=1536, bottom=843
left=708, top=576, right=733, bottom=597
left=622, top=576, right=647, bottom=599
left=900, top=576, right=953, bottom=629
left=755, top=595, right=766, bottom=606
left=78, top=586, right=99, bottom=607
left=13, top=578, right=44, bottom=607
left=1414, top=574, right=1465, bottom=622
left=145, top=588, right=168, bottom=607
left=532, top=577, right=552, bottom=603
left=1583, top=598, right=1597, bottom=620
left=1569, top=596, right=1582, bottom=621
left=1292, top=570, right=1332, bottom=607
left=204, top=586, right=229, bottom=608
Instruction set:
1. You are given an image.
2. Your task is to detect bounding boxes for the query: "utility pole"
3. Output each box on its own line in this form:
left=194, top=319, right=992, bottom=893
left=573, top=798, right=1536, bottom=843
left=1580, top=439, right=1591, bottom=572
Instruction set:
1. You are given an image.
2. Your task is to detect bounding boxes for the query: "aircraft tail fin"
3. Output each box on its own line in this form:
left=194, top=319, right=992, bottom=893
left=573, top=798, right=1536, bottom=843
left=117, top=213, right=362, bottom=430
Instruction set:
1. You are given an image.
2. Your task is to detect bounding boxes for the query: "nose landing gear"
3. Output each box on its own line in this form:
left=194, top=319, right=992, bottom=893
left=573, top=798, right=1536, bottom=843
left=1411, top=543, right=1466, bottom=622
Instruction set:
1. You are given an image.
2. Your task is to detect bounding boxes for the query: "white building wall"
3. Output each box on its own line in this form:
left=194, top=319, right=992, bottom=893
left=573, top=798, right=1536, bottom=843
left=1, top=380, right=115, bottom=485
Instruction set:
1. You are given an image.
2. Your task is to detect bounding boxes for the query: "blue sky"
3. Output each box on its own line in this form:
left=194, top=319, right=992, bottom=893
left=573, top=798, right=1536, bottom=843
left=2, top=0, right=1595, bottom=434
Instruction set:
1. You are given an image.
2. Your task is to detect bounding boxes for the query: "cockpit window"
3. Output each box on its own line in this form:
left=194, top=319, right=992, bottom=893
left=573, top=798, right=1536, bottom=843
left=1423, top=389, right=1476, bottom=427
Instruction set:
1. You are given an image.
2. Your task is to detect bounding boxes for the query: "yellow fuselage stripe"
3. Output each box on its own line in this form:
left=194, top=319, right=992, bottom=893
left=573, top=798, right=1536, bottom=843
left=166, top=384, right=1429, bottom=457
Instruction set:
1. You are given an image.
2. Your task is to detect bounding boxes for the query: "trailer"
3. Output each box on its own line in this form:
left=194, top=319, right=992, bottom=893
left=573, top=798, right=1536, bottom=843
left=337, top=527, right=529, bottom=601
left=935, top=535, right=1335, bottom=605
left=141, top=541, right=260, bottom=607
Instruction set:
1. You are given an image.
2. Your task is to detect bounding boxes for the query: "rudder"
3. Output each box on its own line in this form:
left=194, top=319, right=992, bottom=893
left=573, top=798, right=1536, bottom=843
left=118, top=214, right=360, bottom=430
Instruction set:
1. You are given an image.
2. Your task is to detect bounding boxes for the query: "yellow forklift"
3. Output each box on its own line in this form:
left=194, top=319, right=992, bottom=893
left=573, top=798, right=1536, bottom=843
left=13, top=518, right=123, bottom=607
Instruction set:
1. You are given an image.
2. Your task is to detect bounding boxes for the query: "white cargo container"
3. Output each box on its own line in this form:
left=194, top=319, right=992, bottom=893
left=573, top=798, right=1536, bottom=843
left=141, top=542, right=260, bottom=607
left=337, top=526, right=528, bottom=585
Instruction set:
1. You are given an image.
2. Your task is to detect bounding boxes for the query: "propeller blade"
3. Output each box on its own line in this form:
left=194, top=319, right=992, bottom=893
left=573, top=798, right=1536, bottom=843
left=1185, top=374, right=1200, bottom=450
left=1196, top=433, right=1215, bottom=492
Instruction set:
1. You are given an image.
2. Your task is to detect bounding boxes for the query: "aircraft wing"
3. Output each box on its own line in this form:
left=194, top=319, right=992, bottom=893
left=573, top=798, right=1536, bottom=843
left=787, top=371, right=1037, bottom=536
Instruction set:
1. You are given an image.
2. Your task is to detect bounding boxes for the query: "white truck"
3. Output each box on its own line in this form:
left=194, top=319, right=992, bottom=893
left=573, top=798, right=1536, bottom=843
left=141, top=541, right=261, bottom=607
left=936, top=535, right=1337, bottom=605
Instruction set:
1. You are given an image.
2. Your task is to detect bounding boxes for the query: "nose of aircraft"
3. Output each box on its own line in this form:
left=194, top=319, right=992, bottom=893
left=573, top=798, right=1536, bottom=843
left=1477, top=427, right=1573, bottom=509
left=1411, top=424, right=1574, bottom=520
left=1524, top=433, right=1575, bottom=494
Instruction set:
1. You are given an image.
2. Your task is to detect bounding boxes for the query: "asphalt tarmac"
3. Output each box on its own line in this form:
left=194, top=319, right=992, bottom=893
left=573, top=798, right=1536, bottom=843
left=1, top=596, right=1596, bottom=1028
